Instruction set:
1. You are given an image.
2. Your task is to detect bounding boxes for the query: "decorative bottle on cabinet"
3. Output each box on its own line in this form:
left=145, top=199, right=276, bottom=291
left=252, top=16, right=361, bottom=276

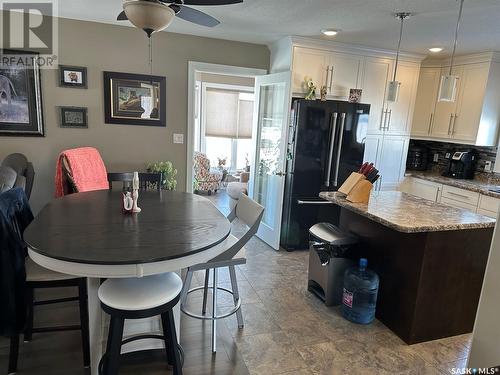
left=342, top=258, right=379, bottom=324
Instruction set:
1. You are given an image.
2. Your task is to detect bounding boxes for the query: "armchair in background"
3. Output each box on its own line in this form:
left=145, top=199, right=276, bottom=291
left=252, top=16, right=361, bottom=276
left=193, top=151, right=223, bottom=195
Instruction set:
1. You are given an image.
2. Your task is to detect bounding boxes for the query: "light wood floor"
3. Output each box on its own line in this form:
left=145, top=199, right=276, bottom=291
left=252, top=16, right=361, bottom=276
left=0, top=190, right=472, bottom=374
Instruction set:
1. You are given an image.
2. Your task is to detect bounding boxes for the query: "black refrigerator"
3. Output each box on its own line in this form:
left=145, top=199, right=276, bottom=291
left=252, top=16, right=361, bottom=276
left=280, top=99, right=370, bottom=250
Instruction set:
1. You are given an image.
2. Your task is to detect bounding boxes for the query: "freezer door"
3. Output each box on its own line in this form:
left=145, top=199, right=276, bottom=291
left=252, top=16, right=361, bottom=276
left=330, top=103, right=370, bottom=188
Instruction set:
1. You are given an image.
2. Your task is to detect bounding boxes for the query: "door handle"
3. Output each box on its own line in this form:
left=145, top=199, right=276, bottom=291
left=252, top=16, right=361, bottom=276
left=274, top=171, right=286, bottom=177
left=325, top=112, right=338, bottom=187
left=333, top=113, right=346, bottom=187
left=447, top=114, right=454, bottom=135
left=379, top=109, right=386, bottom=131
left=382, top=108, right=389, bottom=130
left=428, top=113, right=434, bottom=134
left=386, top=109, right=392, bottom=130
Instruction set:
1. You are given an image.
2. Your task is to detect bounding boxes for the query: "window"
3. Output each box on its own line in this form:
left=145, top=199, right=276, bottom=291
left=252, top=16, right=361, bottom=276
left=202, top=87, right=254, bottom=172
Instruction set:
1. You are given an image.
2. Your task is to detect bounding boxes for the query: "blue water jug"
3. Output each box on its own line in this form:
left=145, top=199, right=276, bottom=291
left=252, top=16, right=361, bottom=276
left=342, top=258, right=379, bottom=324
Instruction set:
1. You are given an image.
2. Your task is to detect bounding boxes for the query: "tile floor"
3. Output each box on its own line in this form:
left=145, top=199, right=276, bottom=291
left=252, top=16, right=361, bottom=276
left=0, top=190, right=472, bottom=374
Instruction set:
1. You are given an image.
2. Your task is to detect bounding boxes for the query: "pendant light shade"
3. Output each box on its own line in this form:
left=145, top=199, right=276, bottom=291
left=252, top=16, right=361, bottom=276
left=438, top=0, right=465, bottom=102
left=123, top=0, right=175, bottom=37
left=387, top=13, right=411, bottom=103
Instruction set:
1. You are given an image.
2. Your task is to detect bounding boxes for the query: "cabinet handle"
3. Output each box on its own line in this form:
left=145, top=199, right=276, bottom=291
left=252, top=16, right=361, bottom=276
left=325, top=66, right=330, bottom=90
left=447, top=114, right=454, bottom=135
left=386, top=109, right=392, bottom=130
left=379, top=109, right=386, bottom=130
left=329, top=66, right=334, bottom=92
left=451, top=114, right=458, bottom=135
left=428, top=113, right=434, bottom=134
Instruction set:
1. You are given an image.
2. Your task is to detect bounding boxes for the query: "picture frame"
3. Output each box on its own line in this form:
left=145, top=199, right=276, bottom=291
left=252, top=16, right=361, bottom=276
left=59, top=106, right=88, bottom=128
left=59, top=65, right=88, bottom=88
left=0, top=49, right=44, bottom=136
left=103, top=71, right=166, bottom=127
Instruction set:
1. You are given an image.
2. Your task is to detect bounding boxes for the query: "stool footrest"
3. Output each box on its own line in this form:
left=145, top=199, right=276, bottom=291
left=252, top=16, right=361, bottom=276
left=181, top=285, right=241, bottom=320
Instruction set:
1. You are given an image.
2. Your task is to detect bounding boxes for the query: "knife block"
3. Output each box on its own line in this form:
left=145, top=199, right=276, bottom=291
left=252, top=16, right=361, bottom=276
left=346, top=180, right=373, bottom=203
left=338, top=172, right=366, bottom=195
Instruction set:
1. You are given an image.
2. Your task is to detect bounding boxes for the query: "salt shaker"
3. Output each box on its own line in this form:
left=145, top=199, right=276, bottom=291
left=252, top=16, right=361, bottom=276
left=132, top=171, right=142, bottom=213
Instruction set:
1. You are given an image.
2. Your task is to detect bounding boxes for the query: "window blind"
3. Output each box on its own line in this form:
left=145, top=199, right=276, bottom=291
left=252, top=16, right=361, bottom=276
left=205, top=88, right=253, bottom=139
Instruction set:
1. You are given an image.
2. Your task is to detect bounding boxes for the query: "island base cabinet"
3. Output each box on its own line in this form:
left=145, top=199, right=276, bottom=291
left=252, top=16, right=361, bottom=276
left=339, top=209, right=493, bottom=344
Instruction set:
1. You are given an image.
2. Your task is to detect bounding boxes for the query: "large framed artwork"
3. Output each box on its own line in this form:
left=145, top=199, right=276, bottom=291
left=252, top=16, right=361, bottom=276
left=0, top=49, right=44, bottom=136
left=103, top=71, right=166, bottom=127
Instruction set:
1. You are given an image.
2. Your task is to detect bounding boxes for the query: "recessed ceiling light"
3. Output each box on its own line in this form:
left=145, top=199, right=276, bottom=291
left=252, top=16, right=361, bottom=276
left=429, top=47, right=444, bottom=53
left=322, top=29, right=339, bottom=37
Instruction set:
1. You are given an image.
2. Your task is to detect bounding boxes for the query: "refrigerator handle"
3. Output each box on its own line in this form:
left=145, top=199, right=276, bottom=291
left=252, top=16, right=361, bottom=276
left=332, top=113, right=346, bottom=187
left=324, top=112, right=338, bottom=187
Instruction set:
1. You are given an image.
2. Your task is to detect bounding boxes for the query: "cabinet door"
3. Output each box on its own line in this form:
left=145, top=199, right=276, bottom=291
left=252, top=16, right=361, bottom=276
left=327, top=52, right=362, bottom=99
left=292, top=47, right=329, bottom=96
left=361, top=57, right=392, bottom=135
left=431, top=66, right=462, bottom=138
left=385, top=62, right=420, bottom=135
left=410, top=178, right=442, bottom=202
left=363, top=134, right=382, bottom=164
left=411, top=67, right=441, bottom=137
left=377, top=136, right=409, bottom=190
left=452, top=63, right=490, bottom=142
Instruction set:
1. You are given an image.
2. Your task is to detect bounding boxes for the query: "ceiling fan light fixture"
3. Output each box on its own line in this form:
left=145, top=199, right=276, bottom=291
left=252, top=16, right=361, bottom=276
left=321, top=29, right=339, bottom=37
left=123, top=0, right=175, bottom=36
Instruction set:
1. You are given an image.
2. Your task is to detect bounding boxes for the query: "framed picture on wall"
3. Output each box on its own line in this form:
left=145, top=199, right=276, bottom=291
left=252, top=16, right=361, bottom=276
left=59, top=65, right=88, bottom=88
left=103, top=71, right=166, bottom=127
left=0, top=49, right=44, bottom=136
left=59, top=106, right=88, bottom=128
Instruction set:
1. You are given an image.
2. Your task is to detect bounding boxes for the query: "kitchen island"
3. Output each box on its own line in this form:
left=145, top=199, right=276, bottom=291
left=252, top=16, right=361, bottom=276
left=319, top=191, right=496, bottom=344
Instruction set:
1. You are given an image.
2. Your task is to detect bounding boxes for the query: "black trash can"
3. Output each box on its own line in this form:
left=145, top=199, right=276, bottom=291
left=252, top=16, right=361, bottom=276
left=307, top=223, right=358, bottom=306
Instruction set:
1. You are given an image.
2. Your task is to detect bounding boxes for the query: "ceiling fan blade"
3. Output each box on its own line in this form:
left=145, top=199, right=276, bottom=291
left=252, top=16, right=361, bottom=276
left=175, top=5, right=220, bottom=27
left=180, top=0, right=243, bottom=5
left=117, top=10, right=128, bottom=21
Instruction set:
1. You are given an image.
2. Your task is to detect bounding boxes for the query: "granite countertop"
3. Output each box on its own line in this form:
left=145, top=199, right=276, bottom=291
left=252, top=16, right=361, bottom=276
left=319, top=191, right=496, bottom=233
left=406, top=171, right=500, bottom=198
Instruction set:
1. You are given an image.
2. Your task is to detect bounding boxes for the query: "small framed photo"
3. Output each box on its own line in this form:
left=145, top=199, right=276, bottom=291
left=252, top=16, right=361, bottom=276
left=59, top=65, right=87, bottom=88
left=59, top=106, right=88, bottom=128
left=348, top=88, right=363, bottom=103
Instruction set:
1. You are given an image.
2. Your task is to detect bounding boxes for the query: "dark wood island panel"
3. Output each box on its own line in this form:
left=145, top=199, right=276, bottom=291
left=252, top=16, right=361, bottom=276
left=339, top=208, right=493, bottom=344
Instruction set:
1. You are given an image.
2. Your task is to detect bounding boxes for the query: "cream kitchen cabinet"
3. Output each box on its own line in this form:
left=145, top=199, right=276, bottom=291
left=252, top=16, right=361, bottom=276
left=410, top=53, right=500, bottom=146
left=364, top=135, right=409, bottom=190
left=411, top=67, right=441, bottom=137
left=361, top=58, right=420, bottom=136
left=400, top=177, right=442, bottom=202
left=478, top=194, right=500, bottom=218
left=291, top=47, right=362, bottom=99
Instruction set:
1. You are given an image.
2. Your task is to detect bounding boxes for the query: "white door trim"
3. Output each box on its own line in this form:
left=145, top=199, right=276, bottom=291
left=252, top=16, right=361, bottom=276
left=186, top=61, right=267, bottom=193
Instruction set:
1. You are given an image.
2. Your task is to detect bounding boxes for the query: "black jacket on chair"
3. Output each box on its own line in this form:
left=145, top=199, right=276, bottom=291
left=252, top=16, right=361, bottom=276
left=0, top=188, right=34, bottom=336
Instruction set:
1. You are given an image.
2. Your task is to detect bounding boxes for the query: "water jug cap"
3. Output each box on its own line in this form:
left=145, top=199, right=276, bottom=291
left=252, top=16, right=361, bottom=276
left=359, top=258, right=368, bottom=268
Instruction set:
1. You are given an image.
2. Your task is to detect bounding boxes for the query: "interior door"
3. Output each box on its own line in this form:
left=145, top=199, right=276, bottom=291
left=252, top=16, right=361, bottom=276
left=248, top=71, right=292, bottom=250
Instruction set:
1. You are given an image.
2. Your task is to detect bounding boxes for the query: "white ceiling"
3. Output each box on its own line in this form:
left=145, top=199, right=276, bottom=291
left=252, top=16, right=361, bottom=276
left=62, top=0, right=500, bottom=55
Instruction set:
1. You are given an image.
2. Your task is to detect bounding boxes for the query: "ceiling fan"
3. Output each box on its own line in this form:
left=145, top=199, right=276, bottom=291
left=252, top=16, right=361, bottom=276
left=117, top=0, right=243, bottom=37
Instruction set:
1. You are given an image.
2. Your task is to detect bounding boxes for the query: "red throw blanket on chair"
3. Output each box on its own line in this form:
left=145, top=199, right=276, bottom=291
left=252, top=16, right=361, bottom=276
left=54, top=147, right=109, bottom=197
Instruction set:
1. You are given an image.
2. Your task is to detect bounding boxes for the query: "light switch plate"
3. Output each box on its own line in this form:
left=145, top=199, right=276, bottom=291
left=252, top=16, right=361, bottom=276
left=173, top=133, right=184, bottom=144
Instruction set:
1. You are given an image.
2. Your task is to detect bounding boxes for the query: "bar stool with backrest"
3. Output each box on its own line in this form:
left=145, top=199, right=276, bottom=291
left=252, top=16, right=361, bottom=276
left=180, top=193, right=264, bottom=353
left=97, top=272, right=184, bottom=375
left=3, top=154, right=90, bottom=375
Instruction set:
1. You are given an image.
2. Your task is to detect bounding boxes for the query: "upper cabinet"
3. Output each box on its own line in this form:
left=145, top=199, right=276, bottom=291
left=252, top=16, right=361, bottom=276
left=411, top=53, right=500, bottom=146
left=292, top=47, right=362, bottom=99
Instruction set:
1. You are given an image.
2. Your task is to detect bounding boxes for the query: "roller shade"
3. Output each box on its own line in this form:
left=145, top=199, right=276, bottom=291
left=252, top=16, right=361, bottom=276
left=205, top=88, right=254, bottom=139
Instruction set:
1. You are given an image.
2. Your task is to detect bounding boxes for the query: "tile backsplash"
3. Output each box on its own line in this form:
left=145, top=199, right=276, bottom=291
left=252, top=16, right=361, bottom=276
left=408, top=139, right=498, bottom=175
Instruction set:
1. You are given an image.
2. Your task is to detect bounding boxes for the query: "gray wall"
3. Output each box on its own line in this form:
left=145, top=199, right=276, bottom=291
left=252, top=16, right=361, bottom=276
left=0, top=17, right=269, bottom=213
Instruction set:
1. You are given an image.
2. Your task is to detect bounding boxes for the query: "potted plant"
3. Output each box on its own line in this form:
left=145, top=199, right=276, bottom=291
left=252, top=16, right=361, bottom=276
left=146, top=161, right=178, bottom=190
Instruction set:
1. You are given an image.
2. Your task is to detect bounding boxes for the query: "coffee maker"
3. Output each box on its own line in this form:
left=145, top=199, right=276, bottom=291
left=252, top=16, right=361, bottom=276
left=442, top=151, right=477, bottom=179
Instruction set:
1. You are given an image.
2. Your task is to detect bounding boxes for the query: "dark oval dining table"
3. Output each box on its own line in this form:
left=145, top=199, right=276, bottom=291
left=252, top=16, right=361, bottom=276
left=24, top=190, right=231, bottom=375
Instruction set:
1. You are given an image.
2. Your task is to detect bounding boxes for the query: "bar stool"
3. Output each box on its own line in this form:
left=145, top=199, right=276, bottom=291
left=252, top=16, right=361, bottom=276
left=97, top=273, right=184, bottom=375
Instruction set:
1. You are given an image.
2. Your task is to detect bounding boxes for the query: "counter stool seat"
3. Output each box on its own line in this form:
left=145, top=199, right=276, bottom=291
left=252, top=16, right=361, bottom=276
left=98, top=273, right=184, bottom=375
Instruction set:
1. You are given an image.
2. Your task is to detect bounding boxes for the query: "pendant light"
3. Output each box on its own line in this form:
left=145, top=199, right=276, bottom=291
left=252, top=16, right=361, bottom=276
left=438, top=0, right=465, bottom=102
left=387, top=12, right=411, bottom=102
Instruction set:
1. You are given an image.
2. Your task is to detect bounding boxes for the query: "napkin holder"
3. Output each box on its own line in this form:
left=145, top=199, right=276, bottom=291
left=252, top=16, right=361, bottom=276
left=337, top=172, right=373, bottom=204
